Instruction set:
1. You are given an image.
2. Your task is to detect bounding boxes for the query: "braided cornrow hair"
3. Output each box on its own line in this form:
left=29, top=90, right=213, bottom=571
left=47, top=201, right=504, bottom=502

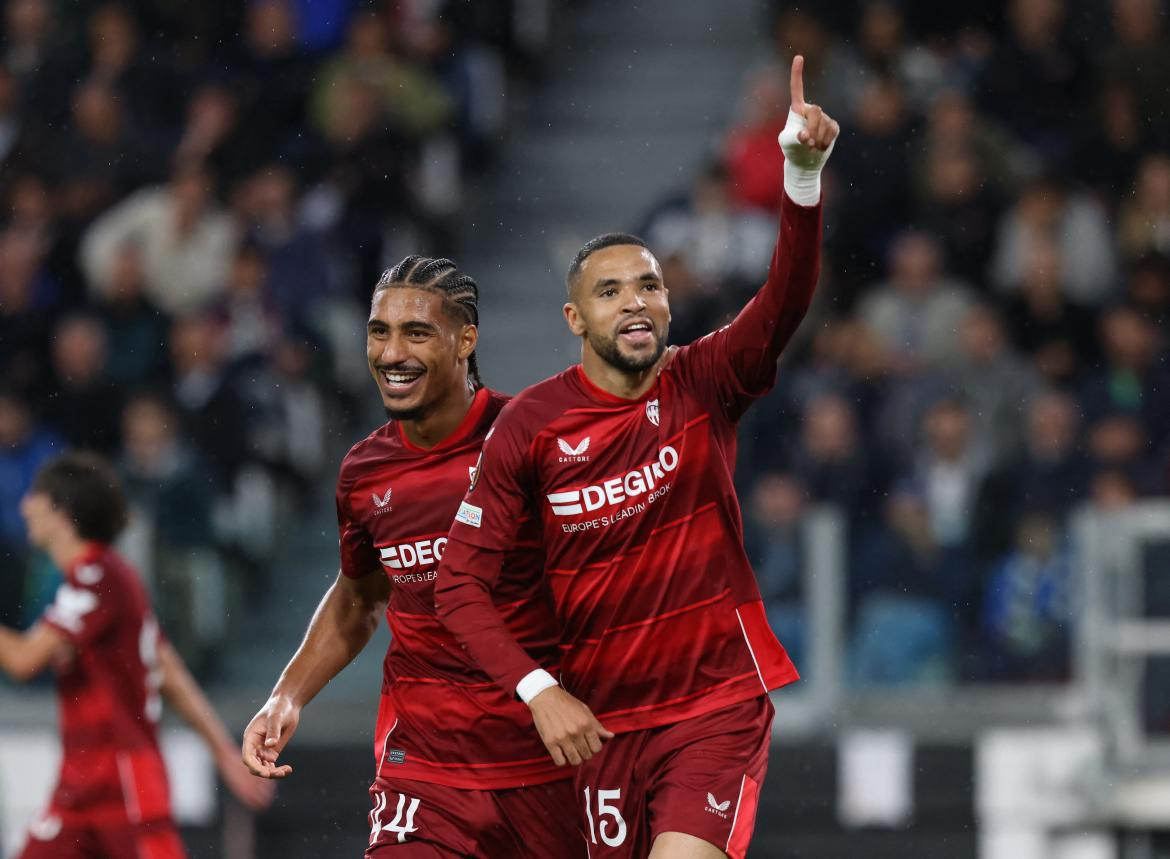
left=374, top=255, right=483, bottom=390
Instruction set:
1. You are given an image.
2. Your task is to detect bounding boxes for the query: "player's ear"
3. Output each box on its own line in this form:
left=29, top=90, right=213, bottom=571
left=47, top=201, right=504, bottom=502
left=458, top=324, right=477, bottom=360
left=563, top=302, right=587, bottom=337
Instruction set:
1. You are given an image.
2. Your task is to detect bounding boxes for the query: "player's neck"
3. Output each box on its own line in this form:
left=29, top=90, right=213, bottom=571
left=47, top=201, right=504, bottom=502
left=45, top=531, right=91, bottom=573
left=580, top=349, right=659, bottom=400
left=400, top=384, right=477, bottom=450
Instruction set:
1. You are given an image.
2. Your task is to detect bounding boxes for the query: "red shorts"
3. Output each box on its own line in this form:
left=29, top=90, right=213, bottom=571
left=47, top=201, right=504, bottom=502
left=16, top=812, right=185, bottom=859
left=365, top=775, right=586, bottom=858
left=574, top=695, right=773, bottom=859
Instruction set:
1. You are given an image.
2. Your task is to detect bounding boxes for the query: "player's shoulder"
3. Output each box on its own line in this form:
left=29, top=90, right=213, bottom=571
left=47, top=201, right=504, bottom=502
left=338, top=422, right=402, bottom=488
left=489, top=370, right=580, bottom=439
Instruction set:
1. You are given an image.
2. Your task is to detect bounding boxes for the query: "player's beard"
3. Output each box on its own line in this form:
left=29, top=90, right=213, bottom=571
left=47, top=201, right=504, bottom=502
left=588, top=324, right=668, bottom=374
left=384, top=402, right=430, bottom=422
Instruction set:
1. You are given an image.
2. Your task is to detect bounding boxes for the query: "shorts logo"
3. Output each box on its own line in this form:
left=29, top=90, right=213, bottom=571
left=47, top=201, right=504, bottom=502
left=455, top=500, right=482, bottom=528
left=646, top=399, right=660, bottom=427
left=557, top=436, right=591, bottom=462
left=388, top=749, right=406, bottom=764
left=706, top=792, right=731, bottom=819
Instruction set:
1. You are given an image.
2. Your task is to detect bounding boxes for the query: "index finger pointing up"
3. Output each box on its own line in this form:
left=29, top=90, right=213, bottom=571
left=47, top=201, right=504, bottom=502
left=790, top=54, right=806, bottom=115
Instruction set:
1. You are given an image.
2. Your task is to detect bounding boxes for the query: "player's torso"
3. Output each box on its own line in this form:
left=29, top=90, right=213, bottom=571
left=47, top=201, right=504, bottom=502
left=55, top=553, right=169, bottom=823
left=340, top=401, right=563, bottom=787
left=531, top=369, right=764, bottom=727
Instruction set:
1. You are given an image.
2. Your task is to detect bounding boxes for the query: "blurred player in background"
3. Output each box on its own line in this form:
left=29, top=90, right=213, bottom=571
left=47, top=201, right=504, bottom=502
left=436, top=56, right=837, bottom=858
left=241, top=257, right=584, bottom=857
left=0, top=451, right=273, bottom=859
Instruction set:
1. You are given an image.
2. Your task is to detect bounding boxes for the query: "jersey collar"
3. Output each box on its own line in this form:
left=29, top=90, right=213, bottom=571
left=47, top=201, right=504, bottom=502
left=396, top=387, right=492, bottom=454
left=572, top=364, right=659, bottom=405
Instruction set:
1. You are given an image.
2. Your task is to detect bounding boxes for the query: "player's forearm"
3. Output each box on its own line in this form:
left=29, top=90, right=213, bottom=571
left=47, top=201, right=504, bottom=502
left=269, top=575, right=385, bottom=709
left=159, top=641, right=235, bottom=757
left=0, top=623, right=66, bottom=682
left=435, top=556, right=542, bottom=697
left=745, top=194, right=823, bottom=363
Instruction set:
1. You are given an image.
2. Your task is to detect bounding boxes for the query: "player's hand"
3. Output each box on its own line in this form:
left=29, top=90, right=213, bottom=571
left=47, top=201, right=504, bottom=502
left=241, top=694, right=300, bottom=779
left=216, top=742, right=276, bottom=810
left=779, top=54, right=839, bottom=163
left=527, top=686, right=614, bottom=767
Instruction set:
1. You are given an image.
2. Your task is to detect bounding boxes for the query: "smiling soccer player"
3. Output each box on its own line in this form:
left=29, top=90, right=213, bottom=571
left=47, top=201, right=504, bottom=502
left=241, top=257, right=584, bottom=858
left=436, top=56, right=838, bottom=859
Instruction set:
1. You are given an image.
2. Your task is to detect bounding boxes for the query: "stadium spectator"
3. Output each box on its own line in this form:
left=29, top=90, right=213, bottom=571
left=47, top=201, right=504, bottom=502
left=91, top=240, right=171, bottom=387
left=0, top=387, right=60, bottom=624
left=976, top=0, right=1090, bottom=163
left=640, top=159, right=777, bottom=289
left=980, top=513, right=1075, bottom=681
left=857, top=230, right=975, bottom=370
left=974, top=390, right=1090, bottom=559
left=39, top=312, right=123, bottom=454
left=724, top=65, right=789, bottom=213
left=1002, top=236, right=1099, bottom=386
left=1118, top=153, right=1170, bottom=261
left=744, top=473, right=809, bottom=671
left=80, top=158, right=238, bottom=315
left=949, top=303, right=1039, bottom=461
left=991, top=172, right=1118, bottom=305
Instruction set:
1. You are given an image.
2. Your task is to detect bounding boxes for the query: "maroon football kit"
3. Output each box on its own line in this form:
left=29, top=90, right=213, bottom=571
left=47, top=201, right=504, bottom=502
left=334, top=388, right=583, bottom=856
left=19, top=544, right=185, bottom=859
left=437, top=192, right=822, bottom=856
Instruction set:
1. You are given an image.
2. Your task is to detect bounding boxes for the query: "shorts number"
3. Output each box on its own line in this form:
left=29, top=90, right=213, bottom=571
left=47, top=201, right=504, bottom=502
left=369, top=791, right=420, bottom=845
left=584, top=786, right=627, bottom=847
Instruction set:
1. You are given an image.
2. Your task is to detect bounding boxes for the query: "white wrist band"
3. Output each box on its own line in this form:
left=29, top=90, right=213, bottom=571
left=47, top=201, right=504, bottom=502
left=783, top=161, right=822, bottom=208
left=777, top=108, right=835, bottom=207
left=516, top=668, right=558, bottom=704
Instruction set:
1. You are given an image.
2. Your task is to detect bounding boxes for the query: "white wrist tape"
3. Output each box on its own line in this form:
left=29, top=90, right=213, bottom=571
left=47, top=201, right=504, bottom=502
left=778, top=109, right=836, bottom=207
left=516, top=668, right=559, bottom=704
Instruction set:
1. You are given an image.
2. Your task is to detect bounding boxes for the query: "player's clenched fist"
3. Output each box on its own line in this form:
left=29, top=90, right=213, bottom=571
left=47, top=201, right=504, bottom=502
left=527, top=686, right=615, bottom=766
left=242, top=694, right=300, bottom=779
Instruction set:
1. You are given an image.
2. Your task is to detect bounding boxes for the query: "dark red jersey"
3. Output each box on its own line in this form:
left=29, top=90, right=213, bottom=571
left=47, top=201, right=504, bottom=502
left=438, top=194, right=822, bottom=734
left=39, top=544, right=172, bottom=827
left=335, top=388, right=565, bottom=789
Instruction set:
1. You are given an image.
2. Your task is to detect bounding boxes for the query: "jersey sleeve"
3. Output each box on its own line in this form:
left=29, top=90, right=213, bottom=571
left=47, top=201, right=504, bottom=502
left=42, top=576, right=116, bottom=649
left=670, top=192, right=823, bottom=421
left=336, top=474, right=379, bottom=579
left=436, top=413, right=544, bottom=696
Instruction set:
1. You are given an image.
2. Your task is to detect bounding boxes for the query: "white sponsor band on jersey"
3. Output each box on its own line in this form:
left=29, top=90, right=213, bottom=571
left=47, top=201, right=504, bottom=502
left=379, top=537, right=447, bottom=570
left=547, top=445, right=679, bottom=516
left=455, top=500, right=482, bottom=528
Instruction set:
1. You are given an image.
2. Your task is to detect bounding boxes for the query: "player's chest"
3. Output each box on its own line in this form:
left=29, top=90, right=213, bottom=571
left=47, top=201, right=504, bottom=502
left=534, top=386, right=718, bottom=531
left=353, top=452, right=479, bottom=573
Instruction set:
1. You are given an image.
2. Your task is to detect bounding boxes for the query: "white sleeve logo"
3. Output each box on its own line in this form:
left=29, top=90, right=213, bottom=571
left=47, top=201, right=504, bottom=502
left=46, top=584, right=99, bottom=633
left=454, top=501, right=482, bottom=528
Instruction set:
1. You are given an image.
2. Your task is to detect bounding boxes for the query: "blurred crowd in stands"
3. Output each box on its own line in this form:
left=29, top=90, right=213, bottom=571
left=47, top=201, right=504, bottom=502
left=0, top=0, right=540, bottom=672
left=641, top=0, right=1170, bottom=687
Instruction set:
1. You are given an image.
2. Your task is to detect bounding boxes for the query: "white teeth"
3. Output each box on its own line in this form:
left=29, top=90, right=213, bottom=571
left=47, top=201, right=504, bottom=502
left=383, top=371, right=421, bottom=386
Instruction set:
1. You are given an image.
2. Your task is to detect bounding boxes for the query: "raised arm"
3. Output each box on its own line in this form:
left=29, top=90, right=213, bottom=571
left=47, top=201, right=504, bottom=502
left=241, top=569, right=388, bottom=779
left=672, top=55, right=838, bottom=416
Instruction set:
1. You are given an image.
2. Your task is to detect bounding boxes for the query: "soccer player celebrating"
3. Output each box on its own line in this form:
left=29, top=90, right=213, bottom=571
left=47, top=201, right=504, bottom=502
left=241, top=257, right=584, bottom=857
left=0, top=451, right=273, bottom=859
left=435, top=56, right=837, bottom=858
